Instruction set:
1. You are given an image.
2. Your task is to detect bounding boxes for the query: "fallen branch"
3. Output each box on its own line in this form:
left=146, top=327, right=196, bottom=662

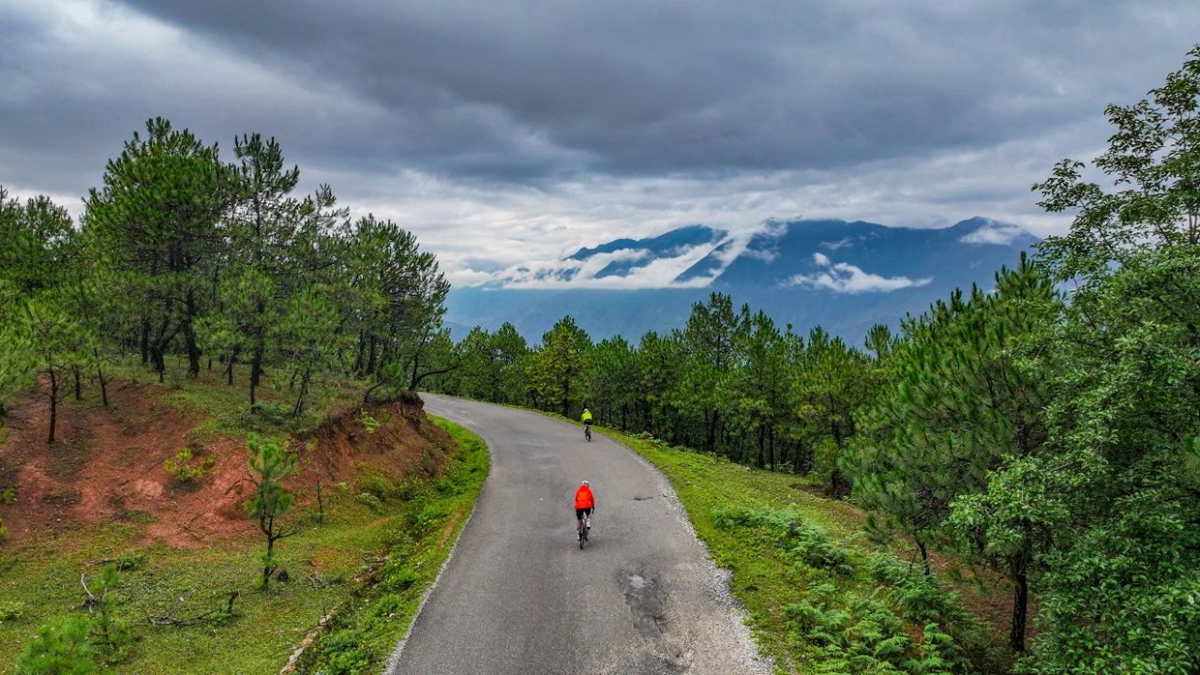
left=146, top=591, right=240, bottom=627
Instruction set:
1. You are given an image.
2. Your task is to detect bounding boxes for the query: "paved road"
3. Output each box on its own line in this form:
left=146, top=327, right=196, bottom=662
left=385, top=394, right=771, bottom=675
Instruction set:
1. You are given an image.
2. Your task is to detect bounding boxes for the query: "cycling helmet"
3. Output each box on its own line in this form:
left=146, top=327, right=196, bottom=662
left=581, top=480, right=589, bottom=486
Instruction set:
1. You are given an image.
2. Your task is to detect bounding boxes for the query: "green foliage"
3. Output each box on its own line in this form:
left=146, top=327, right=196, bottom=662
left=0, top=601, right=24, bottom=623
left=713, top=507, right=854, bottom=576
left=357, top=410, right=381, bottom=435
left=245, top=435, right=298, bottom=590
left=355, top=491, right=383, bottom=513
left=112, top=551, right=148, bottom=572
left=86, top=565, right=131, bottom=658
left=13, top=616, right=94, bottom=675
left=162, top=447, right=216, bottom=484
left=2, top=486, right=17, bottom=504
left=358, top=473, right=396, bottom=501
left=525, top=316, right=592, bottom=417
left=300, top=417, right=488, bottom=675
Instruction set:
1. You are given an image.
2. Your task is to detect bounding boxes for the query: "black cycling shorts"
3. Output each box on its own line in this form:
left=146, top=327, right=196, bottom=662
left=575, top=507, right=593, bottom=520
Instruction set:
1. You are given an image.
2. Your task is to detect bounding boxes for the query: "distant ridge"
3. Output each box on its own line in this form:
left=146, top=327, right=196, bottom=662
left=446, top=217, right=1039, bottom=343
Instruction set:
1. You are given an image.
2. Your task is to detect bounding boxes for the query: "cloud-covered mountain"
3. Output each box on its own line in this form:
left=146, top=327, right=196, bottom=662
left=445, top=217, right=1039, bottom=343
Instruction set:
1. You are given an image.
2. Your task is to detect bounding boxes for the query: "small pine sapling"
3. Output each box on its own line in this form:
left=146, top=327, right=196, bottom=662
left=82, top=564, right=131, bottom=658
left=245, top=435, right=299, bottom=590
left=13, top=616, right=94, bottom=675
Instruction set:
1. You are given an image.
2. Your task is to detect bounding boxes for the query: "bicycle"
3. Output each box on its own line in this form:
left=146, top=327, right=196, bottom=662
left=584, top=423, right=592, bottom=442
left=578, top=512, right=591, bottom=549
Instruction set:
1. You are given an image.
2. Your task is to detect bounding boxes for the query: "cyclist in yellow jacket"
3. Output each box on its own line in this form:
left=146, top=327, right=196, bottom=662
left=581, top=408, right=593, bottom=440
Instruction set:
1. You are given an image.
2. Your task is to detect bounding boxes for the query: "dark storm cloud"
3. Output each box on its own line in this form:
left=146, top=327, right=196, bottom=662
left=2, top=0, right=1199, bottom=285
left=111, top=0, right=1200, bottom=180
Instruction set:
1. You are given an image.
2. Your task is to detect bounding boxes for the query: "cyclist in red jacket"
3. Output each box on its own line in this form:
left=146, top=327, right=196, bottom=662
left=574, top=480, right=595, bottom=538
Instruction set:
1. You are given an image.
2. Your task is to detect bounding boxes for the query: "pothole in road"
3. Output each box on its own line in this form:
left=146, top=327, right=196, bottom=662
left=622, top=572, right=667, bottom=637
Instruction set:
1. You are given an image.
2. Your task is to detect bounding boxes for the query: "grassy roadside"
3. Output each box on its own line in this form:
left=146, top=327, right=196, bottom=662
left=593, top=424, right=1009, bottom=675
left=0, top=414, right=487, bottom=675
left=296, top=417, right=488, bottom=674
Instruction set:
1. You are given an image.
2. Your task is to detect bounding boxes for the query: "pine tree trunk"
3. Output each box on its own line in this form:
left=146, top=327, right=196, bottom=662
left=768, top=429, right=776, bottom=471
left=917, top=538, right=930, bottom=576
left=250, top=347, right=263, bottom=410
left=97, top=364, right=109, bottom=407
left=250, top=299, right=265, bottom=409
left=184, top=288, right=201, bottom=377
left=292, top=370, right=311, bottom=419
left=1009, top=549, right=1030, bottom=652
left=366, top=335, right=377, bottom=376
left=226, top=347, right=238, bottom=386
left=263, top=532, right=276, bottom=590
left=354, top=332, right=366, bottom=375
left=73, top=366, right=82, bottom=401
left=48, top=369, right=59, bottom=444
left=140, top=319, right=150, bottom=365
left=756, top=425, right=766, bottom=468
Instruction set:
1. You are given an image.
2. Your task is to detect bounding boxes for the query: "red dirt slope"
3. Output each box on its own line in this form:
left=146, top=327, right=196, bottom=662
left=0, top=382, right=452, bottom=549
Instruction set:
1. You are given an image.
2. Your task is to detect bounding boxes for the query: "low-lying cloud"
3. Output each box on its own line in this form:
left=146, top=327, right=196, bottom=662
left=786, top=253, right=933, bottom=294
left=960, top=220, right=1031, bottom=245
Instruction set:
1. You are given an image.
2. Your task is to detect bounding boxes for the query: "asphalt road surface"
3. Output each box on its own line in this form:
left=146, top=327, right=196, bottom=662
left=385, top=394, right=772, bottom=675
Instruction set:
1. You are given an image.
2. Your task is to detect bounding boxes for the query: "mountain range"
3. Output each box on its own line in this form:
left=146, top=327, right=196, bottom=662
left=444, top=217, right=1040, bottom=344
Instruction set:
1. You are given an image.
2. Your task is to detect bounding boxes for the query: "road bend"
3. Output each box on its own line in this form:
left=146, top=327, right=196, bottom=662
left=386, top=394, right=771, bottom=675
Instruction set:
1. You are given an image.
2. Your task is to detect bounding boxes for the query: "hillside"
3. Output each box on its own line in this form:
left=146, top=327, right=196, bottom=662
left=0, top=365, right=488, bottom=674
left=445, top=217, right=1038, bottom=341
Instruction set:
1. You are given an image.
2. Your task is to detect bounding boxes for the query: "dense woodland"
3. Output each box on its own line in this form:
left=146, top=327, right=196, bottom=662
left=430, top=51, right=1200, bottom=673
left=2, top=49, right=1199, bottom=675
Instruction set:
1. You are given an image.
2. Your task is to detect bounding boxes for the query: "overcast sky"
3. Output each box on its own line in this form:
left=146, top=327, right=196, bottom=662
left=2, top=0, right=1197, bottom=285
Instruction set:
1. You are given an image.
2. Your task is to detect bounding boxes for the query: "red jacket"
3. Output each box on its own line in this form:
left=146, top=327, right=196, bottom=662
left=574, top=485, right=595, bottom=509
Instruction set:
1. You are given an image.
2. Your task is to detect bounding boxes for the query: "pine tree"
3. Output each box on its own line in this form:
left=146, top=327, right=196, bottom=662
left=245, top=435, right=298, bottom=590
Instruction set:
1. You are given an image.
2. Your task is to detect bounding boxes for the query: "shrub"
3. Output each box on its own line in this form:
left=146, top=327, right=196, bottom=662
left=359, top=473, right=396, bottom=501
left=786, top=521, right=854, bottom=576
left=114, top=550, right=148, bottom=572
left=14, top=616, right=95, bottom=675
left=163, top=447, right=215, bottom=484
left=357, top=410, right=381, bottom=435
left=867, top=552, right=965, bottom=625
left=712, top=507, right=854, bottom=575
left=87, top=565, right=131, bottom=658
left=0, top=486, right=15, bottom=504
left=0, top=600, right=24, bottom=622
left=356, top=492, right=383, bottom=512
left=0, top=516, right=7, bottom=542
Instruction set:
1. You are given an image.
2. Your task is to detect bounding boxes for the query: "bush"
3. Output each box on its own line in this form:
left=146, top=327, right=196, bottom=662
left=0, top=516, right=7, bottom=542
left=357, top=410, right=381, bottom=435
left=356, top=492, right=383, bottom=512
left=114, top=550, right=148, bottom=572
left=0, top=600, right=24, bottom=622
left=786, top=521, right=854, bottom=576
left=163, top=447, right=215, bottom=484
left=867, top=552, right=965, bottom=625
left=712, top=507, right=854, bottom=575
left=0, top=486, right=15, bottom=504
left=359, top=473, right=396, bottom=501
left=14, top=616, right=95, bottom=675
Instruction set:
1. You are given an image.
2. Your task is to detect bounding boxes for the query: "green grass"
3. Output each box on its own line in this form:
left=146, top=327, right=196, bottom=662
left=0, top=416, right=488, bottom=675
left=104, top=355, right=366, bottom=442
left=296, top=417, right=488, bottom=674
left=597, top=427, right=1007, bottom=675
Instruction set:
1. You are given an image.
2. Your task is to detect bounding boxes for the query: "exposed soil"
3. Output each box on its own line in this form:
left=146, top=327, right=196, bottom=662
left=0, top=381, right=451, bottom=550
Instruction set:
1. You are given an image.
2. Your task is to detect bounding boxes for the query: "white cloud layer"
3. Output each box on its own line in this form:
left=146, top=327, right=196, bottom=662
left=960, top=220, right=1031, bottom=245
left=786, top=254, right=932, bottom=294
